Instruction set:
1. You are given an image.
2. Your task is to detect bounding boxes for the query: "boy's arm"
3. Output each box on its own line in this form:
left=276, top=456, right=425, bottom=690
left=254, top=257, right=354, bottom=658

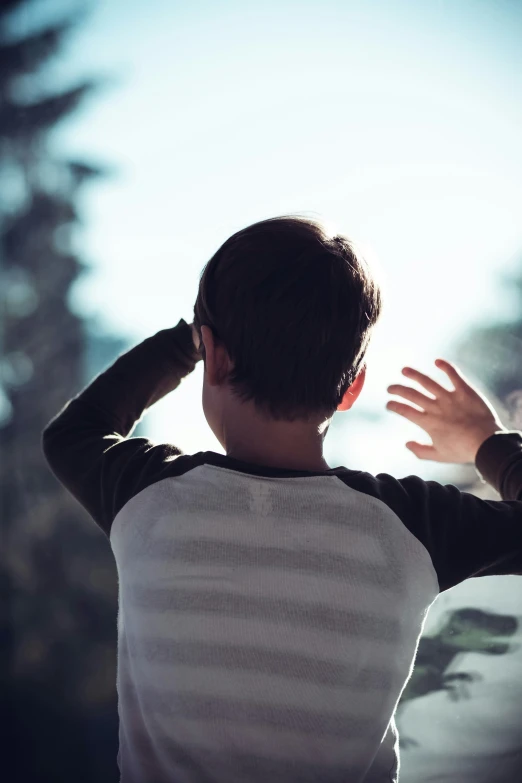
left=474, top=430, right=522, bottom=501
left=385, top=359, right=522, bottom=590
left=42, top=318, right=201, bottom=538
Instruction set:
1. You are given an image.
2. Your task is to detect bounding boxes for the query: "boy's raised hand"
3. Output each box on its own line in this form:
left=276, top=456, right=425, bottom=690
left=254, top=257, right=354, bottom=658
left=386, top=359, right=507, bottom=463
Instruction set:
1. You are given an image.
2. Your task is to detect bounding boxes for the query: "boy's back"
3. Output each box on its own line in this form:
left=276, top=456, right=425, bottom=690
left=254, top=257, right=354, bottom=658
left=43, top=317, right=522, bottom=783
left=112, top=452, right=435, bottom=782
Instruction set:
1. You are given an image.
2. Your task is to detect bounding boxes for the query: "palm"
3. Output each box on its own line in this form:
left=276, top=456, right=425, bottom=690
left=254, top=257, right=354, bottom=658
left=386, top=359, right=504, bottom=463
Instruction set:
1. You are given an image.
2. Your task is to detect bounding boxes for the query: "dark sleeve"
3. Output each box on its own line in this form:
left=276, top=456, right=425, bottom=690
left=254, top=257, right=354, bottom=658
left=41, top=318, right=201, bottom=538
left=372, top=432, right=522, bottom=592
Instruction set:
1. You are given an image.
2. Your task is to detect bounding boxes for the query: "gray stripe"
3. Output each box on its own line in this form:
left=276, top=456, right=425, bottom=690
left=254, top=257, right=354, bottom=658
left=121, top=684, right=366, bottom=781
left=179, top=749, right=361, bottom=783
left=123, top=638, right=394, bottom=689
left=135, top=686, right=375, bottom=739
left=126, top=537, right=400, bottom=589
left=119, top=731, right=362, bottom=783
left=129, top=586, right=400, bottom=641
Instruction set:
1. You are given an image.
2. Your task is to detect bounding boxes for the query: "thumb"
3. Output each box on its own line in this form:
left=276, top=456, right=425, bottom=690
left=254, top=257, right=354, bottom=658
left=406, top=441, right=438, bottom=461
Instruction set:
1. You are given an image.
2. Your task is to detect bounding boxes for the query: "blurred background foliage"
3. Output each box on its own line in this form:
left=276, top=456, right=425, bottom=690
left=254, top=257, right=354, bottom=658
left=1, top=0, right=521, bottom=781
left=0, top=2, right=129, bottom=779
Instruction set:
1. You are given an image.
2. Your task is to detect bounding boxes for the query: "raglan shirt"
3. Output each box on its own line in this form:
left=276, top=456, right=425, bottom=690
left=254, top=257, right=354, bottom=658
left=42, top=318, right=522, bottom=783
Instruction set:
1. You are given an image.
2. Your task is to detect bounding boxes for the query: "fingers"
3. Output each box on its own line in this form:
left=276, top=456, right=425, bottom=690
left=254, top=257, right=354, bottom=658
left=434, top=359, right=467, bottom=391
left=387, top=384, right=436, bottom=411
left=405, top=441, right=439, bottom=461
left=402, top=366, right=448, bottom=397
left=386, top=400, right=426, bottom=427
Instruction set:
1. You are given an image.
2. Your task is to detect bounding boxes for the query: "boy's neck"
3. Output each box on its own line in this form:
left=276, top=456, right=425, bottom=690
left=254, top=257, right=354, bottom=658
left=226, top=445, right=331, bottom=472
left=222, top=406, right=332, bottom=472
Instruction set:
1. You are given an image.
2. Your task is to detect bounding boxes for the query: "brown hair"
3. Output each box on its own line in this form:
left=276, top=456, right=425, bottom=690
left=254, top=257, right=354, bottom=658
left=193, top=215, right=382, bottom=421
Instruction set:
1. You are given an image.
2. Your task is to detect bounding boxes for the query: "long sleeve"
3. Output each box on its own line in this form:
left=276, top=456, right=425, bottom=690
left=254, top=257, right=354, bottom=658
left=42, top=318, right=200, bottom=537
left=358, top=431, right=522, bottom=592
left=475, top=430, right=522, bottom=500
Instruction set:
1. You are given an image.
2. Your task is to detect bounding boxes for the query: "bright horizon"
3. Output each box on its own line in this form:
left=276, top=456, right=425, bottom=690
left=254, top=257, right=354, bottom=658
left=24, top=0, right=522, bottom=479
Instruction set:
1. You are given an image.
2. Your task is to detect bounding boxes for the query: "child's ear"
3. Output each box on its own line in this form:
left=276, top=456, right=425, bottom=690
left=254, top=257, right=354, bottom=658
left=337, top=366, right=366, bottom=411
left=201, top=325, right=233, bottom=385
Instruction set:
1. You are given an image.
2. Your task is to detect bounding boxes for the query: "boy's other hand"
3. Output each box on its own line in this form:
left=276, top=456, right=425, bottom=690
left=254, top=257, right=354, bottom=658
left=386, top=359, right=507, bottom=463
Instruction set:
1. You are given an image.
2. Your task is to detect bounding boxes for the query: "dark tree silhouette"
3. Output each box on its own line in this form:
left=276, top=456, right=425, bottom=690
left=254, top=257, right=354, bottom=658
left=0, top=3, right=121, bottom=781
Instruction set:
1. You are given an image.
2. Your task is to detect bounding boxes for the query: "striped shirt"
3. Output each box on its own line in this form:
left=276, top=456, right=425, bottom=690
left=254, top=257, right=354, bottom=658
left=42, top=318, right=522, bottom=783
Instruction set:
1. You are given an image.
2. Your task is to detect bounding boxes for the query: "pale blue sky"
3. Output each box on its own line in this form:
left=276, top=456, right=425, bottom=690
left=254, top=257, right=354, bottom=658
left=27, top=0, right=522, bottom=478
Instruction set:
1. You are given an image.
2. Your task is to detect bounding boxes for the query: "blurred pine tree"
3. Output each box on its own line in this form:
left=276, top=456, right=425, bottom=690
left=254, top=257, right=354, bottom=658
left=0, top=3, right=120, bottom=781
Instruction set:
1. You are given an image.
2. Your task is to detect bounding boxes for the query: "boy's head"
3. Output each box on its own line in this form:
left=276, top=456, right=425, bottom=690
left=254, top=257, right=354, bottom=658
left=193, top=215, right=382, bottom=467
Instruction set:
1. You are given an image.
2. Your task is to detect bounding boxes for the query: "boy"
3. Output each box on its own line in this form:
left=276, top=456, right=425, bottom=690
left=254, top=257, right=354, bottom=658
left=42, top=216, right=522, bottom=783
